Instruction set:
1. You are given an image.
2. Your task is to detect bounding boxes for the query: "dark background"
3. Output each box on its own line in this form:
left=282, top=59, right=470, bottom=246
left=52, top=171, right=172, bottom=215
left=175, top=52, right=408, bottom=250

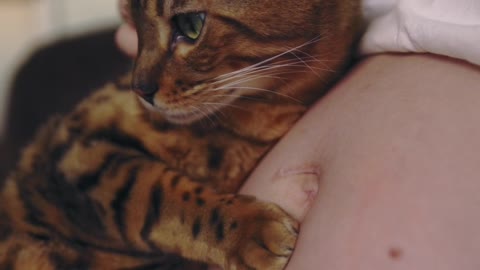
left=0, top=28, right=131, bottom=180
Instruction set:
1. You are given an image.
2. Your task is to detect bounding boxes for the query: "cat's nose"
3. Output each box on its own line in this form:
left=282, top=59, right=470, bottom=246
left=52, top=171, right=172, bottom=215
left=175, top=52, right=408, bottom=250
left=132, top=82, right=159, bottom=105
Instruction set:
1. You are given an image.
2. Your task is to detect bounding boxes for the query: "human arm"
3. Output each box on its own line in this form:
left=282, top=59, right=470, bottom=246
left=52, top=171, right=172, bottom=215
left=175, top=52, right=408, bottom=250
left=245, top=54, right=480, bottom=270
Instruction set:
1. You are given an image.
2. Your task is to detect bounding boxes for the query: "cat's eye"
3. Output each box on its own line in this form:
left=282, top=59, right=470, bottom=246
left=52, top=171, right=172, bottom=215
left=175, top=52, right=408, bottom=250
left=174, top=13, right=206, bottom=41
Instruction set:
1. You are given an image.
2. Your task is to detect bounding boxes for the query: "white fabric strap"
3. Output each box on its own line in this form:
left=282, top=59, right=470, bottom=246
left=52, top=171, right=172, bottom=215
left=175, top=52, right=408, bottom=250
left=360, top=0, right=480, bottom=66
left=362, top=0, right=397, bottom=22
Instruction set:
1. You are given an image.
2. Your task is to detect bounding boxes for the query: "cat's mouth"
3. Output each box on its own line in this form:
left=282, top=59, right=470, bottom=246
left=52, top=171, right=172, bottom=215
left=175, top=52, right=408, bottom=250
left=137, top=96, right=224, bottom=125
left=163, top=108, right=211, bottom=124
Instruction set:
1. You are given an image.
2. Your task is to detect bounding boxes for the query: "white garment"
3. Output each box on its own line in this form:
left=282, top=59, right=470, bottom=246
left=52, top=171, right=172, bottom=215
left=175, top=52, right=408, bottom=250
left=360, top=0, right=480, bottom=66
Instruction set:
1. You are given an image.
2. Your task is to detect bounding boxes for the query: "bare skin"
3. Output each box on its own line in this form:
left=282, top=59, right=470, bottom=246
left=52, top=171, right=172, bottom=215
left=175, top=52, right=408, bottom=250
left=116, top=3, right=480, bottom=268
left=115, top=0, right=137, bottom=58
left=115, top=23, right=137, bottom=58
left=247, top=54, right=480, bottom=270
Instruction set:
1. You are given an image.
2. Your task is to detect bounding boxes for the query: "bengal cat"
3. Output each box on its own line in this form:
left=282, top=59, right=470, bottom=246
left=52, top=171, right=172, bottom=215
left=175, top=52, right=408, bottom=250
left=0, top=0, right=360, bottom=269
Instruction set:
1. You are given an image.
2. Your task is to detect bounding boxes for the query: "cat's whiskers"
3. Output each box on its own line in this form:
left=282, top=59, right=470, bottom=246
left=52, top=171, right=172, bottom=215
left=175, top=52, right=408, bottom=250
left=210, top=54, right=338, bottom=90
left=211, top=58, right=327, bottom=86
left=216, top=73, right=286, bottom=89
left=184, top=36, right=332, bottom=114
left=285, top=47, right=335, bottom=72
left=209, top=94, right=267, bottom=102
left=287, top=50, right=324, bottom=77
left=206, top=66, right=331, bottom=104
left=212, top=85, right=302, bottom=104
left=212, top=64, right=327, bottom=90
left=213, top=55, right=328, bottom=85
left=210, top=60, right=299, bottom=85
left=189, top=104, right=217, bottom=126
left=186, top=96, right=233, bottom=124
left=203, top=105, right=225, bottom=123
left=210, top=62, right=331, bottom=97
left=202, top=102, right=249, bottom=113
left=212, top=35, right=325, bottom=82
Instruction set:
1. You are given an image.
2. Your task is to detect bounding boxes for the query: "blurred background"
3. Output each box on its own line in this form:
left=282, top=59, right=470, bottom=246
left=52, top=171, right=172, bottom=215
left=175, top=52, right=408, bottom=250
left=0, top=0, right=132, bottom=178
left=0, top=0, right=119, bottom=134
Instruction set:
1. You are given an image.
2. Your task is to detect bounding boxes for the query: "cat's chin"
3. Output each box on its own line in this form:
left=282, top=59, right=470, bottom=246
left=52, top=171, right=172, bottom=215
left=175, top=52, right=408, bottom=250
left=138, top=97, right=215, bottom=125
left=163, top=110, right=206, bottom=125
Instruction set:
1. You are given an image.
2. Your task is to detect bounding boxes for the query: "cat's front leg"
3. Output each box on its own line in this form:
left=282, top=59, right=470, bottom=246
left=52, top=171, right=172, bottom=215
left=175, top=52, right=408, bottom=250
left=202, top=196, right=299, bottom=270
left=135, top=164, right=298, bottom=270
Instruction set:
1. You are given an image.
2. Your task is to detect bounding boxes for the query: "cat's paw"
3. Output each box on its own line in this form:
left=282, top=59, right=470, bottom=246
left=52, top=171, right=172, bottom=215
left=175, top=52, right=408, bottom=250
left=225, top=199, right=299, bottom=270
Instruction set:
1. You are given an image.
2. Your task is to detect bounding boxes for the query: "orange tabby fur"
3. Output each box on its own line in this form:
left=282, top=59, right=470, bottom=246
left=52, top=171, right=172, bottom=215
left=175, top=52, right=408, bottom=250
left=0, top=0, right=361, bottom=269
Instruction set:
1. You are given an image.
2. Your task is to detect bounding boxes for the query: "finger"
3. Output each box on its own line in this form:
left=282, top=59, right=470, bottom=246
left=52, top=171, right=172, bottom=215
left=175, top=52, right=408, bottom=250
left=115, top=23, right=138, bottom=58
left=118, top=0, right=134, bottom=26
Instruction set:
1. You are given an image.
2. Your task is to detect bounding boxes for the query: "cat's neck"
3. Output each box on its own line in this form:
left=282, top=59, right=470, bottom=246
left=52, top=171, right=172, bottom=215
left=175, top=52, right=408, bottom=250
left=218, top=99, right=307, bottom=143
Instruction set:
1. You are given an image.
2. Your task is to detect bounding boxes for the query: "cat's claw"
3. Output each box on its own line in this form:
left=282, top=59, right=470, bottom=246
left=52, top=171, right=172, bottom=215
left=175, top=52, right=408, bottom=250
left=225, top=201, right=299, bottom=270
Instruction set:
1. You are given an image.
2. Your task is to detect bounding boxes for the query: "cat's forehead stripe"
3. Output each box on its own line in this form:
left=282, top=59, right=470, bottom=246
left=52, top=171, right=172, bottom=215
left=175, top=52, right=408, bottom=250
left=157, top=0, right=164, bottom=15
left=170, top=0, right=187, bottom=9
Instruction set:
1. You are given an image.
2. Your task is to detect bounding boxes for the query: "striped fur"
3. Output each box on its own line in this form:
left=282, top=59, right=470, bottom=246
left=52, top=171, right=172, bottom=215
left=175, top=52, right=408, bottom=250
left=0, top=0, right=360, bottom=269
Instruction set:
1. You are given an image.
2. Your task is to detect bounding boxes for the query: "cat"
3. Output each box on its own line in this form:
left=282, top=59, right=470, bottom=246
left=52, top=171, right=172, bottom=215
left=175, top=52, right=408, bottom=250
left=0, top=0, right=360, bottom=269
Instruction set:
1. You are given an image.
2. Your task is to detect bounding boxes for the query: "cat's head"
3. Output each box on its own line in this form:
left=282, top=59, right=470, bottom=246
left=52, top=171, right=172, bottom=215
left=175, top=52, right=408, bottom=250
left=128, top=0, right=359, bottom=124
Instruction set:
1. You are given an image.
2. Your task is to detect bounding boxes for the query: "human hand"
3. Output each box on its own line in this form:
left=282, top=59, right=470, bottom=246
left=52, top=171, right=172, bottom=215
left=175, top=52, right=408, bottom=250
left=360, top=0, right=480, bottom=65
left=115, top=0, right=138, bottom=58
